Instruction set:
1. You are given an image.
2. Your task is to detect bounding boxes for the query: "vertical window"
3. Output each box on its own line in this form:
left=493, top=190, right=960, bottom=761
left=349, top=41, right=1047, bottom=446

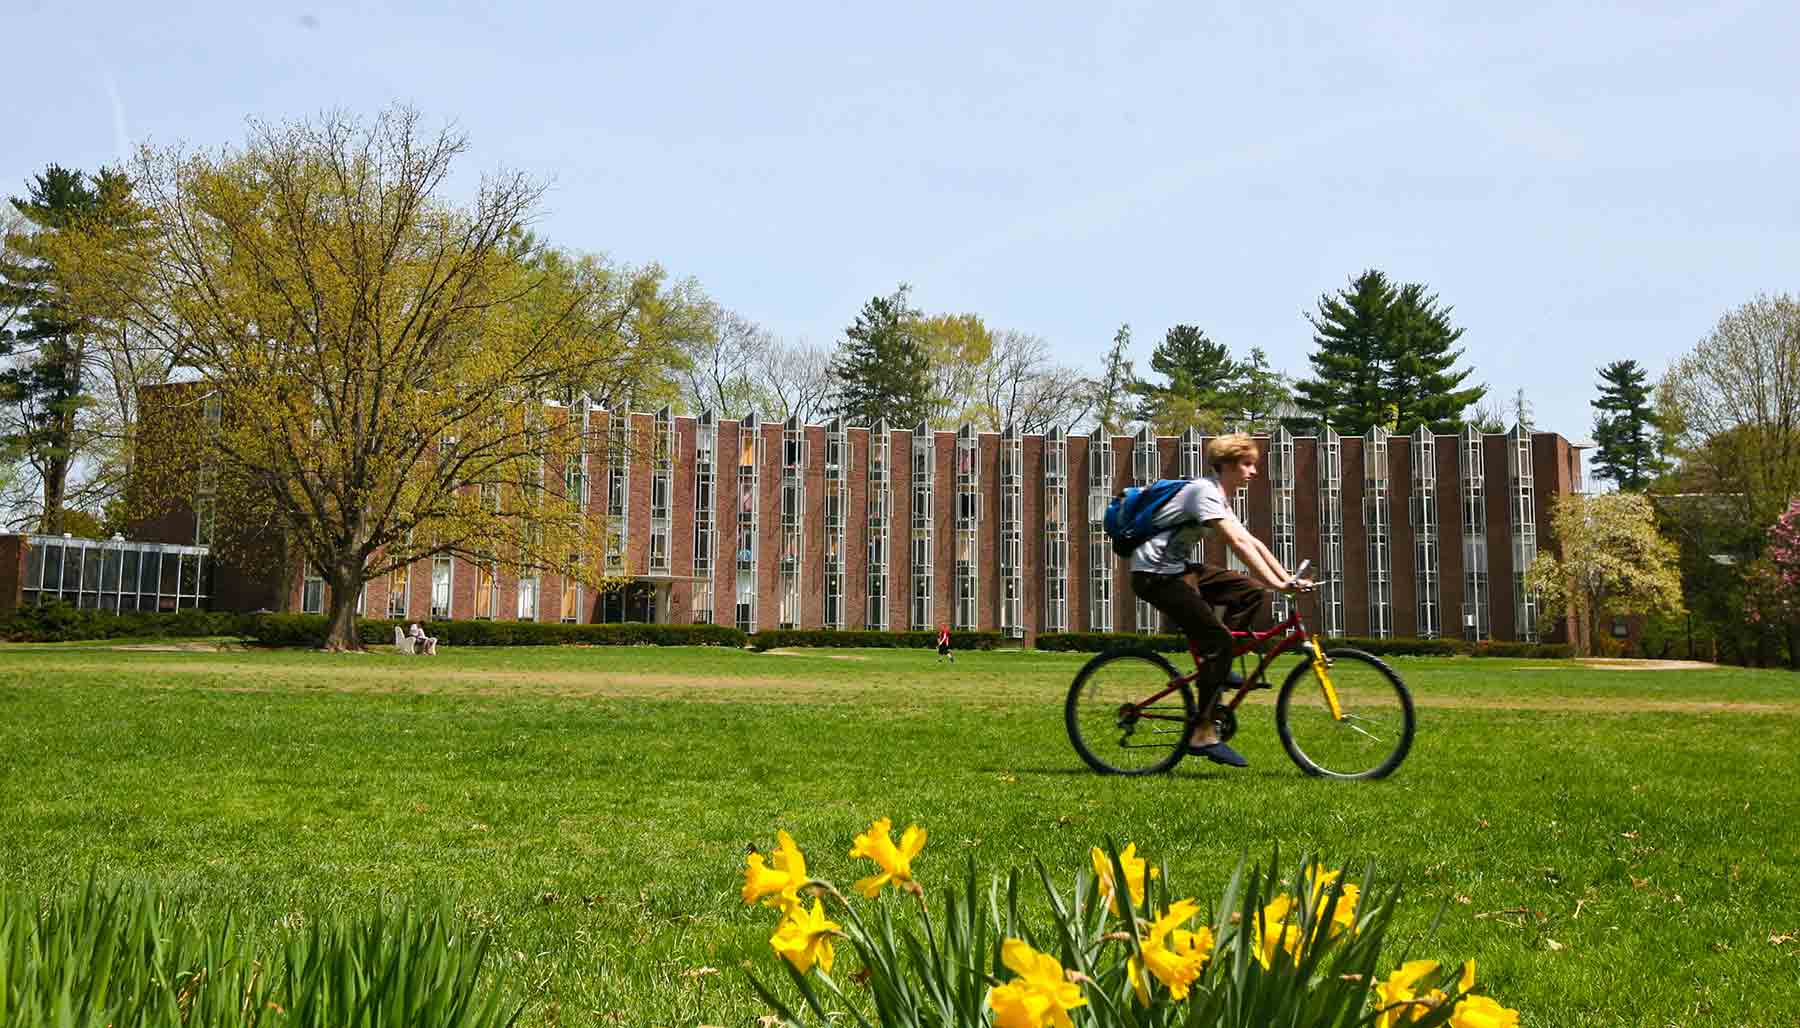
left=517, top=575, right=539, bottom=621
left=302, top=572, right=325, bottom=615
left=389, top=566, right=409, bottom=618
left=432, top=555, right=453, bottom=619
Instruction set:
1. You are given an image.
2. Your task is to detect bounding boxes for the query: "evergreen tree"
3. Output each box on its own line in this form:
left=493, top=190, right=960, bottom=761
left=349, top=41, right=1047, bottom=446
left=1129, top=324, right=1244, bottom=427
left=1385, top=282, right=1483, bottom=432
left=2, top=165, right=141, bottom=533
left=1235, top=347, right=1293, bottom=432
left=1297, top=270, right=1483, bottom=434
left=1591, top=359, right=1665, bottom=490
left=1295, top=270, right=1393, bottom=433
left=827, top=285, right=932, bottom=427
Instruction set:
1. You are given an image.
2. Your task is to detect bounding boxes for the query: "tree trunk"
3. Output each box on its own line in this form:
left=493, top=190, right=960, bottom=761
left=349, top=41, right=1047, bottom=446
left=40, top=454, right=71, bottom=535
left=323, top=560, right=365, bottom=652
left=1788, top=622, right=1800, bottom=671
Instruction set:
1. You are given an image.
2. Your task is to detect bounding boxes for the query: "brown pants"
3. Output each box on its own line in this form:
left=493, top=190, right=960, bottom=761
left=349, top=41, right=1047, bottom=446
left=1131, top=564, right=1264, bottom=696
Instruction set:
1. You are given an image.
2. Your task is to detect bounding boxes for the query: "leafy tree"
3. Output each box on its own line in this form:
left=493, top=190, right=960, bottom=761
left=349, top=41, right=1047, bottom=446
left=1589, top=360, right=1664, bottom=490
left=917, top=311, right=993, bottom=427
left=103, top=109, right=692, bottom=650
left=827, top=285, right=931, bottom=428
left=1297, top=270, right=1482, bottom=434
left=1523, top=492, right=1684, bottom=655
left=1, top=164, right=150, bottom=533
left=1092, top=323, right=1137, bottom=435
left=1660, top=294, right=1800, bottom=531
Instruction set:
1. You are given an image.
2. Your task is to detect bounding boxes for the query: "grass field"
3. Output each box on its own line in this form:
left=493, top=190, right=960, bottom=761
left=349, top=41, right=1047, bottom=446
left=2, top=642, right=1798, bottom=1026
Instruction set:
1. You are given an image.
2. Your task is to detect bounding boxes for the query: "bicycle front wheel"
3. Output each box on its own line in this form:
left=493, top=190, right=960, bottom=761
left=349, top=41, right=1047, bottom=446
left=1276, top=648, right=1415, bottom=780
left=1066, top=648, right=1196, bottom=775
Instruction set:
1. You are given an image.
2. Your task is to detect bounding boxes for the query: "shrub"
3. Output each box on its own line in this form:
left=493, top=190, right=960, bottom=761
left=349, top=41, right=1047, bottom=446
left=0, top=877, right=519, bottom=1027
left=1468, top=640, right=1575, bottom=659
left=243, top=614, right=747, bottom=649
left=736, top=823, right=1519, bottom=1027
left=1319, top=636, right=1466, bottom=658
left=748, top=628, right=1006, bottom=651
left=0, top=601, right=256, bottom=642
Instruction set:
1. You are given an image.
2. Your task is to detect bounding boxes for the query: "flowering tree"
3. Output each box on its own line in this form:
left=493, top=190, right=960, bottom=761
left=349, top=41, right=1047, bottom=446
left=1524, top=492, right=1684, bottom=655
left=1743, top=498, right=1800, bottom=667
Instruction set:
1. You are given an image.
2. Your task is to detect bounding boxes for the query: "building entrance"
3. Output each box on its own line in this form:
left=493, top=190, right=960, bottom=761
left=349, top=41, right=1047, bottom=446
left=598, top=583, right=657, bottom=624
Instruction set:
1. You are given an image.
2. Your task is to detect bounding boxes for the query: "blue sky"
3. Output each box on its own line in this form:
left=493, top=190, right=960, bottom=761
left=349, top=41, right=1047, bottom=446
left=8, top=0, right=1797, bottom=442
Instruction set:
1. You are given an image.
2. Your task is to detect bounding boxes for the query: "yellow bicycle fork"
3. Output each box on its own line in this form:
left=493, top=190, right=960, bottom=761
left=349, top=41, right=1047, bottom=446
left=1308, top=638, right=1345, bottom=721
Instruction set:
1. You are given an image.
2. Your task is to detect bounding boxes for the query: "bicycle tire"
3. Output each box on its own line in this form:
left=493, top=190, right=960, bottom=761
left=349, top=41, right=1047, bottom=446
left=1066, top=648, right=1197, bottom=775
left=1275, top=647, right=1415, bottom=780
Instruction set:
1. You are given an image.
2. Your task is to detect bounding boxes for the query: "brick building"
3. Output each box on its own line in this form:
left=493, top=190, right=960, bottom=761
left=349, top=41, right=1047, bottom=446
left=92, top=395, right=1582, bottom=644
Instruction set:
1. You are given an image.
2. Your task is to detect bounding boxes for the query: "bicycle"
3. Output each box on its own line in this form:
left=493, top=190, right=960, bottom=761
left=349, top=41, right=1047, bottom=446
left=1065, top=560, right=1416, bottom=779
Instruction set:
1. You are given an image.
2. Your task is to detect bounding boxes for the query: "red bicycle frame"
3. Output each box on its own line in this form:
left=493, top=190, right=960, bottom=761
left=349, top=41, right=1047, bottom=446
left=1128, top=605, right=1324, bottom=721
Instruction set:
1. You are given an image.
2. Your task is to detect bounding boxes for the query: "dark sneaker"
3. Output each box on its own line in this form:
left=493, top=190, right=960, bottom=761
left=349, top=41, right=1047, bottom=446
left=1187, top=741, right=1249, bottom=767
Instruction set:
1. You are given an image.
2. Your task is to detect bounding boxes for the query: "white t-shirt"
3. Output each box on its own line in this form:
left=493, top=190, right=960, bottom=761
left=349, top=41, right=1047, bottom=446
left=1129, top=475, right=1237, bottom=574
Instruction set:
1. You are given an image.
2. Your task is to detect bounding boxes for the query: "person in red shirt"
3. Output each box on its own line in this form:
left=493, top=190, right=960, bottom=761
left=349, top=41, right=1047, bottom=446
left=937, top=623, right=953, bottom=663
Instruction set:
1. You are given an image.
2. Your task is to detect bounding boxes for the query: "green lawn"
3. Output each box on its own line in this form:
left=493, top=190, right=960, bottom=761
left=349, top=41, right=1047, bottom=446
left=2, top=643, right=1797, bottom=1026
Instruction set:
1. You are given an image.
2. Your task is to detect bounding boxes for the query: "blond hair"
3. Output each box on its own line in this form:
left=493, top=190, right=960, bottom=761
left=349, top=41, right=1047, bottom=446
left=1204, top=433, right=1259, bottom=473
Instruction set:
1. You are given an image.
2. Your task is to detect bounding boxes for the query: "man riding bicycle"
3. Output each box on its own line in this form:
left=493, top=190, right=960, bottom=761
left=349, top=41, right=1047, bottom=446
left=1128, top=433, right=1314, bottom=768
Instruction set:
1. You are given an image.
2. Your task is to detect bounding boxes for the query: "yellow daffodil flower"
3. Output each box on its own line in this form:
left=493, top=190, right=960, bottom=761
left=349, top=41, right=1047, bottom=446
left=1254, top=894, right=1303, bottom=969
left=1373, top=959, right=1440, bottom=1028
left=768, top=897, right=840, bottom=975
left=849, top=817, right=926, bottom=897
left=742, top=830, right=808, bottom=908
left=1448, top=994, right=1520, bottom=1028
left=1090, top=843, right=1159, bottom=915
left=1128, top=898, right=1212, bottom=1004
left=1304, top=866, right=1359, bottom=937
left=987, top=939, right=1086, bottom=1028
left=1459, top=959, right=1476, bottom=994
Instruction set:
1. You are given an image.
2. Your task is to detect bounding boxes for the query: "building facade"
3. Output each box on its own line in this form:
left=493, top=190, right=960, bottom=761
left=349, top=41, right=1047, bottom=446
left=97, top=399, right=1583, bottom=643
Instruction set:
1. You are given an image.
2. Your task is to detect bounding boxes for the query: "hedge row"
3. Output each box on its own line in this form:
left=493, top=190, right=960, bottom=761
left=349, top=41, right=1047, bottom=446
left=748, top=628, right=1008, bottom=651
left=243, top=614, right=747, bottom=648
left=0, top=602, right=257, bottom=643
left=1033, top=630, right=1572, bottom=659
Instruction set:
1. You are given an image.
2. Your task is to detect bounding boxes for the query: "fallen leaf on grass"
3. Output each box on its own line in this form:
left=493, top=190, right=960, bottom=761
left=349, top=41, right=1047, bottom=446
left=682, top=966, right=719, bottom=979
left=1544, top=938, right=1565, bottom=951
left=1770, top=932, right=1796, bottom=946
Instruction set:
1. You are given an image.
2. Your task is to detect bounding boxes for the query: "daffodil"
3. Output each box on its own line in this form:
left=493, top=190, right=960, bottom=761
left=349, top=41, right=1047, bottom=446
left=1458, top=959, right=1476, bottom=994
left=768, top=897, right=840, bottom=975
left=1304, top=866, right=1359, bottom=937
left=987, top=939, right=1086, bottom=1028
left=849, top=817, right=926, bottom=897
left=1254, top=893, right=1303, bottom=969
left=1448, top=994, right=1520, bottom=1028
left=1128, top=898, right=1212, bottom=1004
left=1090, top=843, right=1158, bottom=915
left=1373, top=959, right=1440, bottom=1028
left=742, top=830, right=808, bottom=909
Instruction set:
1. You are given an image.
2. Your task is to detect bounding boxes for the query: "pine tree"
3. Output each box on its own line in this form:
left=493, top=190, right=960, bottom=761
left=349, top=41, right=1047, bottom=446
left=1295, top=270, right=1394, bottom=433
left=1591, top=359, right=1665, bottom=490
left=2, top=165, right=141, bottom=534
left=827, top=285, right=932, bottom=427
left=1129, top=324, right=1245, bottom=427
left=1384, top=282, right=1483, bottom=432
left=1297, top=270, right=1483, bottom=434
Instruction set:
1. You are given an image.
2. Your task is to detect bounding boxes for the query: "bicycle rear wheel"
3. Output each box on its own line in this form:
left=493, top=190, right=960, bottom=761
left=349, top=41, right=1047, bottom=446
left=1066, top=649, right=1196, bottom=775
left=1276, top=648, right=1415, bottom=780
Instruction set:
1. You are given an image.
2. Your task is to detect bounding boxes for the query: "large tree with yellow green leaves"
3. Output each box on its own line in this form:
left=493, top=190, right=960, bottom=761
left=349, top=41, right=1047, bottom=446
left=93, top=108, right=700, bottom=649
left=1524, top=492, right=1684, bottom=655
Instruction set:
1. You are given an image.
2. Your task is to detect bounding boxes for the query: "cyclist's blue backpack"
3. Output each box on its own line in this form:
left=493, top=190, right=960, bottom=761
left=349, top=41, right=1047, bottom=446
left=1102, top=479, right=1190, bottom=558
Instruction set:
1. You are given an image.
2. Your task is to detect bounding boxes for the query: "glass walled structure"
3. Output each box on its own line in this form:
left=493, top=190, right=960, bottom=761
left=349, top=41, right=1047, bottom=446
left=20, top=534, right=212, bottom=611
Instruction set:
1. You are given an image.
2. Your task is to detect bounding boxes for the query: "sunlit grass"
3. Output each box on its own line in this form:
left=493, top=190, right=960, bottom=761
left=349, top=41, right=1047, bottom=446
left=2, top=645, right=1796, bottom=1026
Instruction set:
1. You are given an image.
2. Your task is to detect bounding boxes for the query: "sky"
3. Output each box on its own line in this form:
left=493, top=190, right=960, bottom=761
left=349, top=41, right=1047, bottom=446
left=6, top=0, right=1798, bottom=445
